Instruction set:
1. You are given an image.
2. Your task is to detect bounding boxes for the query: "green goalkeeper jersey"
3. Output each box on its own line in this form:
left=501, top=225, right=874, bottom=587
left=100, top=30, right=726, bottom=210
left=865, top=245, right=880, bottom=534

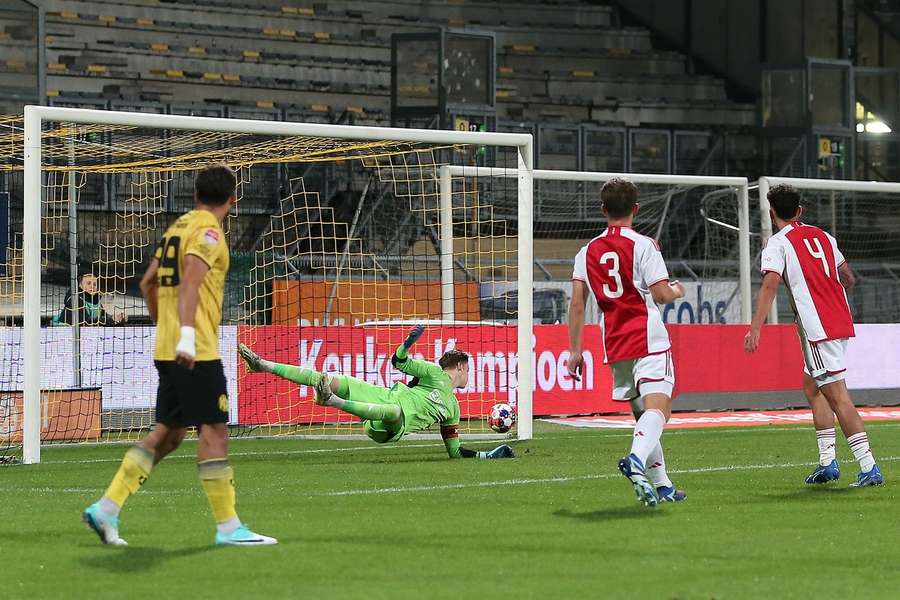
left=390, top=352, right=460, bottom=434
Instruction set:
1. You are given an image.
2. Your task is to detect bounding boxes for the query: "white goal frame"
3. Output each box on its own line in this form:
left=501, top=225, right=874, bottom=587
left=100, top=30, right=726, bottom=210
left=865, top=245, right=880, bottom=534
left=758, top=176, right=900, bottom=323
left=21, top=105, right=535, bottom=463
left=439, top=166, right=751, bottom=323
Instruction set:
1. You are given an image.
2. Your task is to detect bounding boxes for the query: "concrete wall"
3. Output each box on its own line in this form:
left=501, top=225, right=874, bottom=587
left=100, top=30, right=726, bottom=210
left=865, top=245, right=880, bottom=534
left=617, top=0, right=843, bottom=96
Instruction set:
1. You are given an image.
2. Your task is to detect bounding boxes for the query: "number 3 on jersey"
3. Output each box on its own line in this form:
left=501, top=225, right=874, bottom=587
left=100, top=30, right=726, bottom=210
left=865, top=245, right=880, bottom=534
left=802, top=238, right=831, bottom=277
left=157, top=236, right=181, bottom=287
left=599, top=251, right=623, bottom=298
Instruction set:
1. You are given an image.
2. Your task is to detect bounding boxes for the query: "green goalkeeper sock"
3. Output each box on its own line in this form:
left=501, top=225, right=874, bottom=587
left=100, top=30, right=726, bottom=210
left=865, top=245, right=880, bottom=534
left=271, top=364, right=321, bottom=387
left=329, top=397, right=402, bottom=422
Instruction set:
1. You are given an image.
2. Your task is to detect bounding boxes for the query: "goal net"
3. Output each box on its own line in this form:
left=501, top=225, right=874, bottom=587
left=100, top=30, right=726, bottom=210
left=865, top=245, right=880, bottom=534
left=758, top=177, right=900, bottom=324
left=0, top=107, right=533, bottom=464
left=446, top=167, right=751, bottom=327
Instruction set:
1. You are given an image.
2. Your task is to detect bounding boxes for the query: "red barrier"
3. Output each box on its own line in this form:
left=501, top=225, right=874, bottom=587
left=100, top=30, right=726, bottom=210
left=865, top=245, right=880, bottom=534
left=236, top=324, right=805, bottom=423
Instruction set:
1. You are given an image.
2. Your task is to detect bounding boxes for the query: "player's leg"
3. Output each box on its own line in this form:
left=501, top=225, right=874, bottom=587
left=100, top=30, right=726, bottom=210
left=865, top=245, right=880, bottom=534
left=803, top=373, right=840, bottom=484
left=188, top=361, right=276, bottom=545
left=238, top=342, right=322, bottom=386
left=624, top=351, right=678, bottom=506
left=314, top=372, right=403, bottom=425
left=811, top=339, right=882, bottom=487
left=83, top=362, right=185, bottom=545
left=239, top=343, right=403, bottom=424
left=817, top=379, right=882, bottom=486
left=363, top=419, right=404, bottom=444
left=799, top=327, right=840, bottom=483
left=614, top=355, right=663, bottom=506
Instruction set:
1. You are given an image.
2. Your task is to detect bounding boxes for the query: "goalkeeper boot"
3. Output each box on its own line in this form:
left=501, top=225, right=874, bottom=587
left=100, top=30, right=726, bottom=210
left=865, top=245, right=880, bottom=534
left=83, top=502, right=128, bottom=546
left=656, top=485, right=687, bottom=502
left=313, top=372, right=333, bottom=406
left=618, top=453, right=659, bottom=507
left=238, top=343, right=267, bottom=373
left=849, top=464, right=884, bottom=488
left=805, top=459, right=840, bottom=484
left=215, top=524, right=278, bottom=547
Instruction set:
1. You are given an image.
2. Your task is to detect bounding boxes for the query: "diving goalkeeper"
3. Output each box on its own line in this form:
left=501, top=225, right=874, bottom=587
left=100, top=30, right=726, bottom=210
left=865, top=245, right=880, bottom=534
left=238, top=325, right=514, bottom=460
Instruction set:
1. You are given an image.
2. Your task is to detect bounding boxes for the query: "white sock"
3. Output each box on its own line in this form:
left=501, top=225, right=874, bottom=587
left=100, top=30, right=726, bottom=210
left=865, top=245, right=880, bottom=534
left=630, top=409, right=666, bottom=465
left=645, top=443, right=672, bottom=489
left=217, top=517, right=241, bottom=536
left=98, top=495, right=121, bottom=517
left=847, top=431, right=876, bottom=472
left=815, top=428, right=836, bottom=466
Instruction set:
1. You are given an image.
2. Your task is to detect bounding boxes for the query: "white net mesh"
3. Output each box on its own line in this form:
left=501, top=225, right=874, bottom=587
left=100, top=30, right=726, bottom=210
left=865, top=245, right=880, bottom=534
left=450, top=170, right=750, bottom=326
left=764, top=182, right=900, bottom=324
left=0, top=115, right=526, bottom=460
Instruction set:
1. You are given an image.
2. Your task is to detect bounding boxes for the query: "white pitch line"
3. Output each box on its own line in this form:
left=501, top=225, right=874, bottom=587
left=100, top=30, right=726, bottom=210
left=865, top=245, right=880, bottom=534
left=316, top=455, right=900, bottom=497
left=2, top=455, right=897, bottom=497
left=27, top=420, right=900, bottom=466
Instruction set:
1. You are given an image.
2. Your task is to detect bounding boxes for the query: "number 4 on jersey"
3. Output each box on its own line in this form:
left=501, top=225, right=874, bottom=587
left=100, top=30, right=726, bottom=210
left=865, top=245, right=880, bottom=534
left=802, top=238, right=830, bottom=277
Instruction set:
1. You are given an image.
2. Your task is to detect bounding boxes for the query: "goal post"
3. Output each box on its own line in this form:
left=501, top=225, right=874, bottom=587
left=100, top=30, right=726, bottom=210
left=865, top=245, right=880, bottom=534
left=758, top=176, right=900, bottom=325
left=16, top=105, right=534, bottom=464
left=440, top=166, right=752, bottom=325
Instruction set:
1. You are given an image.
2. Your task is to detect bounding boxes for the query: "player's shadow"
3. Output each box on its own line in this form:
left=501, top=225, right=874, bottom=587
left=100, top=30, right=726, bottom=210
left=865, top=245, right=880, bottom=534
left=78, top=544, right=214, bottom=573
left=762, top=486, right=857, bottom=501
left=78, top=535, right=301, bottom=573
left=553, top=506, right=670, bottom=522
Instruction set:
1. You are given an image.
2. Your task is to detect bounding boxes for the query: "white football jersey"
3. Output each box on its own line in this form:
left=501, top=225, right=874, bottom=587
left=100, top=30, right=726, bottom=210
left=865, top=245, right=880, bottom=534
left=572, top=226, right=671, bottom=363
left=761, top=222, right=854, bottom=342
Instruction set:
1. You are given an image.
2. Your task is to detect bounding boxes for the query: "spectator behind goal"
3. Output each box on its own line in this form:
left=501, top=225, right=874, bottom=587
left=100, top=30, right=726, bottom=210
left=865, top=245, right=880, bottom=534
left=52, top=273, right=127, bottom=326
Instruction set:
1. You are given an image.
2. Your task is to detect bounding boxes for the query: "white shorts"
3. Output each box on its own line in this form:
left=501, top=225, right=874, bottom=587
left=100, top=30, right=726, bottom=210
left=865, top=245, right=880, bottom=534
left=799, top=331, right=849, bottom=387
left=611, top=350, right=675, bottom=401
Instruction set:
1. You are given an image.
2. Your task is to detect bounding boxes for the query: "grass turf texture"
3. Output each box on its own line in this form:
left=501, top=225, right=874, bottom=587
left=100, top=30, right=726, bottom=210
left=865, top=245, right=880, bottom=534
left=1, top=421, right=898, bottom=600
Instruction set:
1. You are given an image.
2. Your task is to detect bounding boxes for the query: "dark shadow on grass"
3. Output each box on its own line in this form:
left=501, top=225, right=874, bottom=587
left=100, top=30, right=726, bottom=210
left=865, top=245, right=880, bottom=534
left=79, top=545, right=214, bottom=573
left=78, top=535, right=296, bottom=573
left=553, top=506, right=670, bottom=522
left=761, top=485, right=861, bottom=501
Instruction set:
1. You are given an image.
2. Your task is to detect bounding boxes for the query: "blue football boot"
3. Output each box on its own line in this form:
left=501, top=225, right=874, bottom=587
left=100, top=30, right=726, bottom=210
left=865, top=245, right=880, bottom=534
left=805, top=459, right=840, bottom=484
left=618, top=453, right=659, bottom=507
left=656, top=485, right=687, bottom=502
left=849, top=464, right=884, bottom=488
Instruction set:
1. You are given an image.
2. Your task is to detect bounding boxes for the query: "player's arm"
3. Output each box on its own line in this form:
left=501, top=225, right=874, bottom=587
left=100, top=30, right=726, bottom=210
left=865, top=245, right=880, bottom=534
left=440, top=424, right=514, bottom=459
left=566, top=279, right=588, bottom=382
left=838, top=262, right=856, bottom=290
left=392, top=325, right=443, bottom=380
left=649, top=280, right=685, bottom=305
left=175, top=254, right=210, bottom=369
left=139, top=258, right=160, bottom=324
left=744, top=271, right=781, bottom=353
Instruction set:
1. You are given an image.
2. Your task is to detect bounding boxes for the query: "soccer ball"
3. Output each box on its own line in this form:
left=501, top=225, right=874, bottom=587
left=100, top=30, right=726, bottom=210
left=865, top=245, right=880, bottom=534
left=488, top=403, right=517, bottom=434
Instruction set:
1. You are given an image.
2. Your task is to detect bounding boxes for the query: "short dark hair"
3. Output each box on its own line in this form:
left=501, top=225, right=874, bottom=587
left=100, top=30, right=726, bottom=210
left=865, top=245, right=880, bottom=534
left=195, top=163, right=236, bottom=206
left=439, top=349, right=469, bottom=370
left=767, top=184, right=801, bottom=220
left=600, top=177, right=638, bottom=219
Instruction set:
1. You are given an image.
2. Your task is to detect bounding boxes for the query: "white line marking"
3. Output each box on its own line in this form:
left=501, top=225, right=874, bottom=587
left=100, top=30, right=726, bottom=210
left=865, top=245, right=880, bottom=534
left=24, top=421, right=900, bottom=466
left=1, top=455, right=896, bottom=497
left=317, top=455, right=900, bottom=497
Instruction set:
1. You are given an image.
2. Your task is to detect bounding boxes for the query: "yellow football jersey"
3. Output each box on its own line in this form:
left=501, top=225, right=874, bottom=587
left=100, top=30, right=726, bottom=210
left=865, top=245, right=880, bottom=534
left=152, top=209, right=229, bottom=361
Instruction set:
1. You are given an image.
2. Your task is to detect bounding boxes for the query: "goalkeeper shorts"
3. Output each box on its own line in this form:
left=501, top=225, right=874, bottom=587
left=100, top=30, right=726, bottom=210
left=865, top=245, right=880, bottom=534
left=364, top=419, right=404, bottom=444
left=154, top=360, right=229, bottom=426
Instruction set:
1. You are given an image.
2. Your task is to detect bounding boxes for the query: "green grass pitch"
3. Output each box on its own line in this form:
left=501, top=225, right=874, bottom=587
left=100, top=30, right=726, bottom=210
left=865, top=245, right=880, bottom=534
left=1, top=421, right=897, bottom=600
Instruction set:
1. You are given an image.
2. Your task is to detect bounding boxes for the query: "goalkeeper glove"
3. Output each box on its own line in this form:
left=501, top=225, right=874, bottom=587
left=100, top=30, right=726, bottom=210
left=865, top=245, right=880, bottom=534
left=478, top=444, right=515, bottom=459
left=402, top=324, right=425, bottom=350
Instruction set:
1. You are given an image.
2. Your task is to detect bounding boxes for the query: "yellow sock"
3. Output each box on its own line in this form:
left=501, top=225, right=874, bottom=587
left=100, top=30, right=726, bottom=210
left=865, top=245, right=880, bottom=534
left=104, top=446, right=154, bottom=508
left=198, top=459, right=238, bottom=524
